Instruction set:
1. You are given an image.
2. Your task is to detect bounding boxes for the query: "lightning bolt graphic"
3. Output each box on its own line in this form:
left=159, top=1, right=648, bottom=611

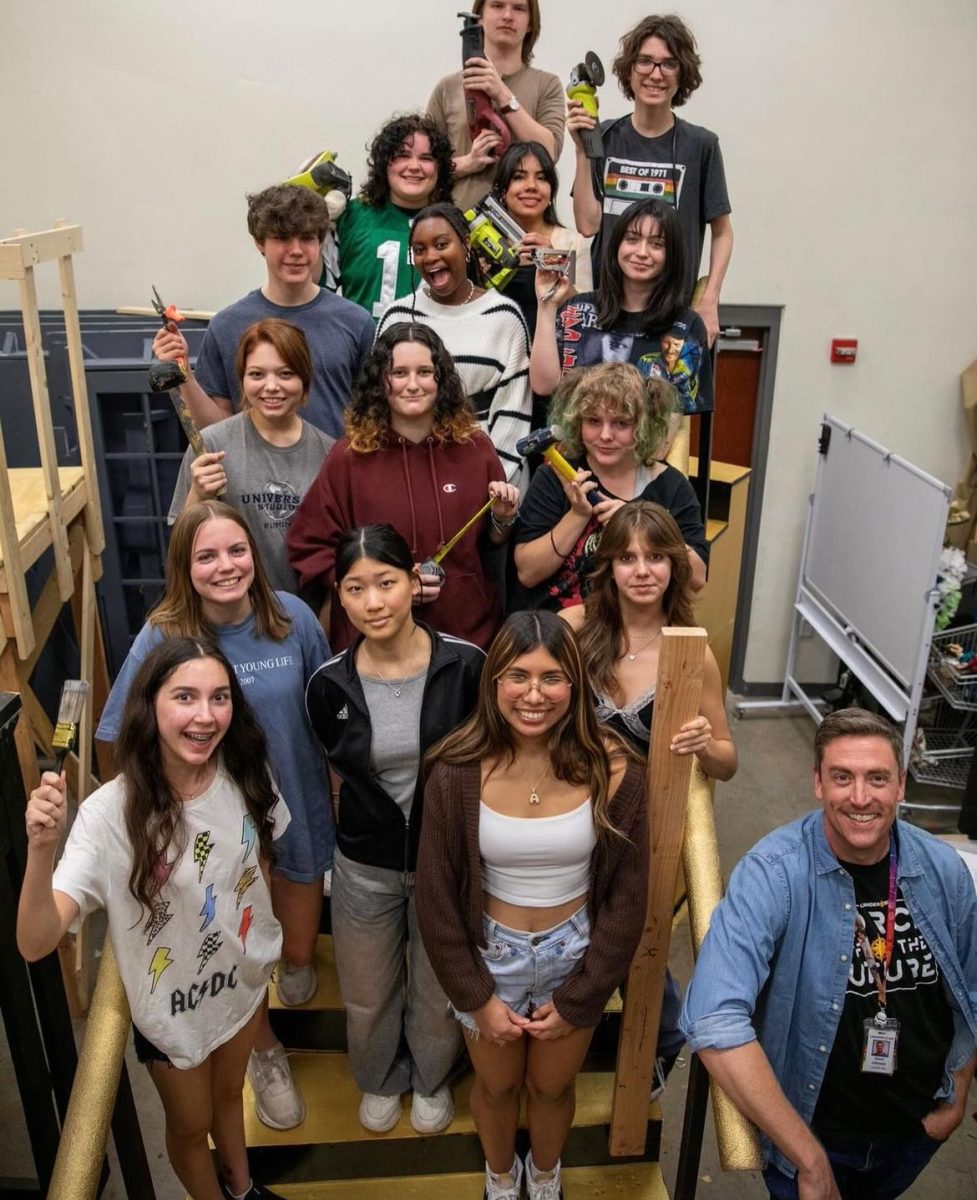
left=234, top=865, right=258, bottom=909
left=199, top=884, right=217, bottom=932
left=196, top=931, right=223, bottom=975
left=148, top=946, right=173, bottom=993
left=144, top=899, right=173, bottom=945
left=241, top=814, right=257, bottom=862
left=238, top=905, right=254, bottom=953
left=193, top=831, right=215, bottom=883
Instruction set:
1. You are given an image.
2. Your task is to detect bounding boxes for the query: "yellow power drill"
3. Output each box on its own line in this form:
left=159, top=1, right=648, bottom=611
left=566, top=52, right=605, bottom=159
left=285, top=151, right=352, bottom=221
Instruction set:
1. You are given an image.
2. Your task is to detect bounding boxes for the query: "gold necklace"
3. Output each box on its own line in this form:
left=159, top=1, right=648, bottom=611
left=528, top=763, right=550, bottom=806
left=173, top=761, right=217, bottom=802
left=621, top=626, right=663, bottom=662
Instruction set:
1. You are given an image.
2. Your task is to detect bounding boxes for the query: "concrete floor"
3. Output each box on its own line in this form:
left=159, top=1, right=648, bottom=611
left=4, top=710, right=976, bottom=1198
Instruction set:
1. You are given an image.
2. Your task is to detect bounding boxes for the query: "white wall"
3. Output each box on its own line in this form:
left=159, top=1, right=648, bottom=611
left=3, top=0, right=976, bottom=684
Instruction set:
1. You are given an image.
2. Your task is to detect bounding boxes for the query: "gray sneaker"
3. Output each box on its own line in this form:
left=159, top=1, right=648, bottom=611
left=247, top=1043, right=306, bottom=1130
left=275, top=960, right=317, bottom=1007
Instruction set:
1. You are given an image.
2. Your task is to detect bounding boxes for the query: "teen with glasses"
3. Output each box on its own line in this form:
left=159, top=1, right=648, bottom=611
left=417, top=610, right=648, bottom=1200
left=568, top=14, right=733, bottom=344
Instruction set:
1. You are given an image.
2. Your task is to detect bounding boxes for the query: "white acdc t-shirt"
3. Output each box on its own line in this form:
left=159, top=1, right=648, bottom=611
left=53, top=770, right=288, bottom=1068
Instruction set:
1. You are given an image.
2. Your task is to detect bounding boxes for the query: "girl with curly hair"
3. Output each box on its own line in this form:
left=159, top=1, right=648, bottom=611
left=512, top=363, right=707, bottom=612
left=20, top=638, right=290, bottom=1200
left=374, top=204, right=533, bottom=483
left=288, top=322, right=519, bottom=650
left=325, top=113, right=455, bottom=319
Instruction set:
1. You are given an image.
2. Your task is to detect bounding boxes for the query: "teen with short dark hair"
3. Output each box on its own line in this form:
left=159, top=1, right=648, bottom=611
left=531, top=198, right=713, bottom=420
left=569, top=13, right=732, bottom=343
left=326, top=114, right=455, bottom=319
left=427, top=0, right=564, bottom=212
left=152, top=184, right=374, bottom=440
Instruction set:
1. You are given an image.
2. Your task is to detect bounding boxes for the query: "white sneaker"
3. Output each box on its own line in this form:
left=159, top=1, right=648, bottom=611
left=275, top=960, right=317, bottom=1007
left=247, top=1043, right=306, bottom=1130
left=358, top=1091, right=402, bottom=1132
left=484, top=1156, right=523, bottom=1200
left=526, top=1151, right=563, bottom=1200
left=410, top=1084, right=453, bottom=1133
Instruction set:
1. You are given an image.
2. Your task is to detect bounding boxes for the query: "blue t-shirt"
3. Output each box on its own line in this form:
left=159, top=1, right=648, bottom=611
left=193, top=288, right=374, bottom=440
left=96, top=592, right=334, bottom=881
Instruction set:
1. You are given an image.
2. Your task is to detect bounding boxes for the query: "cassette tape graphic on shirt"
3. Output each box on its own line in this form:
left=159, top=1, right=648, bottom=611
left=602, top=158, right=685, bottom=216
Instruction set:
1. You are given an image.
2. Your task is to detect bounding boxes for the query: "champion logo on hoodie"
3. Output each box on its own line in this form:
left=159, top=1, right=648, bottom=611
left=336, top=704, right=348, bottom=720
left=442, top=483, right=458, bottom=493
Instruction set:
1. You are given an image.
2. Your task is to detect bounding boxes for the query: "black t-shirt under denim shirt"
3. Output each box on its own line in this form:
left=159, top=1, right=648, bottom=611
left=812, top=855, right=954, bottom=1141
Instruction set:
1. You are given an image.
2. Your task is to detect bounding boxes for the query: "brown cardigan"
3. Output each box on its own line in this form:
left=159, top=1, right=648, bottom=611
left=415, top=756, right=649, bottom=1028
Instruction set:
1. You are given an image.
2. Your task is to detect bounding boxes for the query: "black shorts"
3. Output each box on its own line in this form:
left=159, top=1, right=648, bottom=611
left=132, top=1024, right=171, bottom=1066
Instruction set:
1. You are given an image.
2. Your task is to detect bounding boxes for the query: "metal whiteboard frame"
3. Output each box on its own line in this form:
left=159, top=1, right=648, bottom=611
left=738, top=415, right=950, bottom=776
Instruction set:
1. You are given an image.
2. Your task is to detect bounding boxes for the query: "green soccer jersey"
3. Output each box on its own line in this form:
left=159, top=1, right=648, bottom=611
left=334, top=199, right=417, bottom=321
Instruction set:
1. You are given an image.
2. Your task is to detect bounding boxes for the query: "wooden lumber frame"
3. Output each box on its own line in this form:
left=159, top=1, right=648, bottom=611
left=0, top=221, right=109, bottom=1013
left=610, top=626, right=706, bottom=1156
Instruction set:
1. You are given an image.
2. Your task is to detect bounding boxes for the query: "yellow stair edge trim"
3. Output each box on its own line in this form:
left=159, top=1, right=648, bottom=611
left=192, top=1162, right=668, bottom=1198
left=244, top=1053, right=661, bottom=1148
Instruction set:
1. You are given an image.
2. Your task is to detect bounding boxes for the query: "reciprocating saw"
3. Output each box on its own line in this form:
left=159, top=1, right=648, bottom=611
left=458, top=11, right=511, bottom=158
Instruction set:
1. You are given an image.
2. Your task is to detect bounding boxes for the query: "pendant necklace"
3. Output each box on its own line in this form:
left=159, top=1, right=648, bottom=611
left=361, top=631, right=416, bottom=698
left=528, top=764, right=550, bottom=806
left=622, top=626, right=663, bottom=662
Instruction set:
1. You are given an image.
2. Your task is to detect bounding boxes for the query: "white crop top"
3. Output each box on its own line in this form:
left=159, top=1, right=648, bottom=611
left=479, top=801, right=596, bottom=907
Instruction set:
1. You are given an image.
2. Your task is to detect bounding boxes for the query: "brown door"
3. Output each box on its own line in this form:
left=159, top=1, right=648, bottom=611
left=690, top=327, right=764, bottom=468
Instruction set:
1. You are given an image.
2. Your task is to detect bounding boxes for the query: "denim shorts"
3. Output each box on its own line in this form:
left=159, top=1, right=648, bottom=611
left=455, top=905, right=591, bottom=1034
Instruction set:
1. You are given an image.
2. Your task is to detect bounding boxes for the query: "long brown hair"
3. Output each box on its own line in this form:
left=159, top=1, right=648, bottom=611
left=151, top=502, right=290, bottom=641
left=427, top=611, right=634, bottom=839
left=117, top=637, right=278, bottom=916
left=579, top=501, right=695, bottom=696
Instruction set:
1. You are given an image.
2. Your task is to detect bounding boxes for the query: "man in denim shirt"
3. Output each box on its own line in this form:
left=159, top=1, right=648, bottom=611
left=681, top=709, right=977, bottom=1200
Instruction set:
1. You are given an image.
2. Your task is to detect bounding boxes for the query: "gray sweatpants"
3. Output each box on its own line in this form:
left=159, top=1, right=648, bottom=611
left=330, top=849, right=462, bottom=1097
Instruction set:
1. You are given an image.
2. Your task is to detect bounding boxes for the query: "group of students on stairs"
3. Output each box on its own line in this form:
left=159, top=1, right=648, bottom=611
left=16, top=7, right=739, bottom=1198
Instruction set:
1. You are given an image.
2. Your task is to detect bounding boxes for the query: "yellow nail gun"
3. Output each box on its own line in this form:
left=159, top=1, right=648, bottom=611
left=464, top=195, right=526, bottom=291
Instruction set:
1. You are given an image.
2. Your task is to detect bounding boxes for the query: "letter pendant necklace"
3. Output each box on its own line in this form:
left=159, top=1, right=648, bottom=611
left=528, top=764, right=550, bottom=806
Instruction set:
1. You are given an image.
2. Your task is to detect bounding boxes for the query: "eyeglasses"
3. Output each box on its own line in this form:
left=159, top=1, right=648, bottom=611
left=634, top=55, right=680, bottom=77
left=497, top=670, right=572, bottom=701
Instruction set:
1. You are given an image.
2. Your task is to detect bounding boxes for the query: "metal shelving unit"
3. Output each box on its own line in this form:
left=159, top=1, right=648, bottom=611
left=909, top=625, right=977, bottom=791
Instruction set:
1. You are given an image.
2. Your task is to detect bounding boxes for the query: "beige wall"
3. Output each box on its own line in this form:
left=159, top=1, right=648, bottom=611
left=3, top=0, right=976, bottom=684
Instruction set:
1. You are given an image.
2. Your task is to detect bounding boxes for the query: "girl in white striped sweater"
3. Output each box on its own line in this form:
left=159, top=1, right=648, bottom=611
left=375, top=203, right=533, bottom=486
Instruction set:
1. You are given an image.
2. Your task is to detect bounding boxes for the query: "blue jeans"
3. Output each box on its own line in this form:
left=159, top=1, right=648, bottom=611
left=455, top=906, right=590, bottom=1034
left=763, top=1132, right=942, bottom=1200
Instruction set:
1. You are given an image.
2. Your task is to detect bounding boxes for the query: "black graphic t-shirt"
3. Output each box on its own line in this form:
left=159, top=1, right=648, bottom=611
left=553, top=295, right=714, bottom=415
left=812, top=855, right=954, bottom=1140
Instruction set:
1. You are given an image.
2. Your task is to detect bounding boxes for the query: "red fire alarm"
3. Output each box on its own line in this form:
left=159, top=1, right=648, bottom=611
left=830, top=338, right=858, bottom=364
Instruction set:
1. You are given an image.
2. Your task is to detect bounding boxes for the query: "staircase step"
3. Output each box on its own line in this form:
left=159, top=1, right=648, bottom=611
left=254, top=1161, right=668, bottom=1197
left=246, top=1053, right=661, bottom=1181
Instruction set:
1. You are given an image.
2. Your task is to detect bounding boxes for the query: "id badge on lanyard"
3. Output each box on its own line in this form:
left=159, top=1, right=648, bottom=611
left=856, top=839, right=899, bottom=1076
